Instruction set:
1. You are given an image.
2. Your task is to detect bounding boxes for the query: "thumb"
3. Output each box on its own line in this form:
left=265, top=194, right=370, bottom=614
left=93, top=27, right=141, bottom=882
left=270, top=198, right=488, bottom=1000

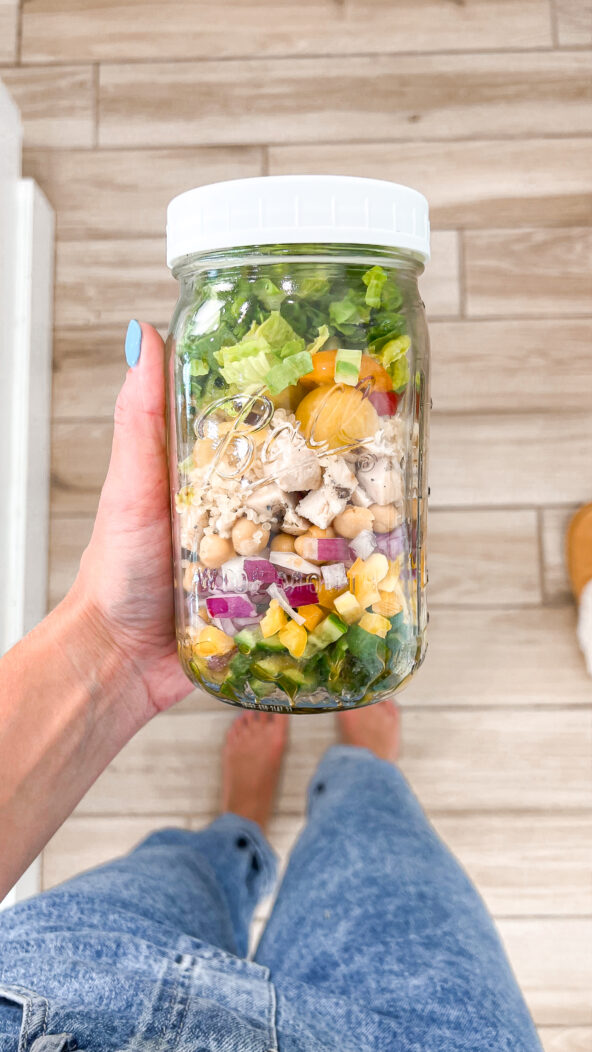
left=101, top=322, right=169, bottom=517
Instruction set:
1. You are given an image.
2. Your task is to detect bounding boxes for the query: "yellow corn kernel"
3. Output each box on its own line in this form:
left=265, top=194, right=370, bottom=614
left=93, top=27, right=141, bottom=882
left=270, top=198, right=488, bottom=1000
left=260, top=599, right=288, bottom=638
left=359, top=612, right=391, bottom=638
left=279, top=620, right=308, bottom=659
left=297, top=604, right=325, bottom=631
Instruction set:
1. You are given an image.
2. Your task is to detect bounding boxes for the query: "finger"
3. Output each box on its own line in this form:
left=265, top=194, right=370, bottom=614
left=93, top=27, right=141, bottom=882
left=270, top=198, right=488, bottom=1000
left=100, top=322, right=169, bottom=513
left=126, top=322, right=167, bottom=418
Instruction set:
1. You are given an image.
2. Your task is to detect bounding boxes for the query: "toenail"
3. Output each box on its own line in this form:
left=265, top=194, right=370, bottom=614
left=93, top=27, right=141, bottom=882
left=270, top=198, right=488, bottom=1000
left=236, top=836, right=248, bottom=849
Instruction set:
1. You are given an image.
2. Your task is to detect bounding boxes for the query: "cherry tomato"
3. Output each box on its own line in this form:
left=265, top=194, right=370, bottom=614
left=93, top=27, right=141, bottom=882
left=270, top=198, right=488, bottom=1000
left=368, top=390, right=399, bottom=416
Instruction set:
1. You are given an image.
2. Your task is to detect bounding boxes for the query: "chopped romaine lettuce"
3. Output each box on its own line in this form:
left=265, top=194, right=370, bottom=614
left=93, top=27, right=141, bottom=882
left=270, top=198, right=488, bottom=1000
left=306, top=324, right=330, bottom=355
left=265, top=350, right=313, bottom=395
left=253, top=277, right=285, bottom=310
left=390, top=354, right=410, bottom=393
left=363, top=265, right=388, bottom=308
left=299, top=275, right=330, bottom=298
left=381, top=335, right=410, bottom=369
left=220, top=349, right=272, bottom=387
left=256, top=311, right=305, bottom=354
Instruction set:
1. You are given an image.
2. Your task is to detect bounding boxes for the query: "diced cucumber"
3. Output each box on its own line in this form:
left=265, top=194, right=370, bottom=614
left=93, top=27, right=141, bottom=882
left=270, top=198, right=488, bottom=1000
left=234, top=627, right=262, bottom=654
left=227, top=651, right=252, bottom=680
left=257, top=632, right=288, bottom=655
left=346, top=623, right=387, bottom=679
left=309, top=613, right=347, bottom=649
left=251, top=678, right=274, bottom=699
left=251, top=655, right=292, bottom=681
left=278, top=665, right=318, bottom=696
left=334, top=347, right=362, bottom=386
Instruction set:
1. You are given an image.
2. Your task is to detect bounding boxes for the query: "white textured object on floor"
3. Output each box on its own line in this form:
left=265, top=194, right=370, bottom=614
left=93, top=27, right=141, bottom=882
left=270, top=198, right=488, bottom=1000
left=577, top=579, right=592, bottom=677
left=0, top=80, right=55, bottom=909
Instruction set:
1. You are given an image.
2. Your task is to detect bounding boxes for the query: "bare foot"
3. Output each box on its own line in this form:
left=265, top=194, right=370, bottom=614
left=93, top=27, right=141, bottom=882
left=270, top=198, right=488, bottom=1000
left=222, top=711, right=289, bottom=832
left=338, top=700, right=400, bottom=763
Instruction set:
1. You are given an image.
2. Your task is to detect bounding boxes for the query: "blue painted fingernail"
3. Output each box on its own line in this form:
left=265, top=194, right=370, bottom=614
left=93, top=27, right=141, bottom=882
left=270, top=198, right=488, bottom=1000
left=125, top=319, right=142, bottom=367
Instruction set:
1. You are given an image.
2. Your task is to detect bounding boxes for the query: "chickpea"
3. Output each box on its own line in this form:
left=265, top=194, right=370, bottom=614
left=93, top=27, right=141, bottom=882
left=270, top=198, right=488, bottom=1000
left=231, top=517, right=271, bottom=557
left=192, top=438, right=217, bottom=468
left=307, top=525, right=336, bottom=539
left=270, top=532, right=296, bottom=553
left=333, top=505, right=374, bottom=539
left=294, top=526, right=335, bottom=564
left=199, top=533, right=235, bottom=569
left=370, top=503, right=401, bottom=534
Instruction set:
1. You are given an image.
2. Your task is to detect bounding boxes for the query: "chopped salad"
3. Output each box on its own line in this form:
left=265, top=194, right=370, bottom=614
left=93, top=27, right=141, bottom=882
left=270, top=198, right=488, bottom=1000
left=172, top=261, right=420, bottom=711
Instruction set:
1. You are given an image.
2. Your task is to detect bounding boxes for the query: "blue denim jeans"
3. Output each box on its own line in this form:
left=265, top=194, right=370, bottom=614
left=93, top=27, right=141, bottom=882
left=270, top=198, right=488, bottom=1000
left=0, top=746, right=542, bottom=1051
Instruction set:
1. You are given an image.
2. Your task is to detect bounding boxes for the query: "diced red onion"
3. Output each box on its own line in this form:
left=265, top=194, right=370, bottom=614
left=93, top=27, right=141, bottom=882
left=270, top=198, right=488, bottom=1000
left=374, top=525, right=407, bottom=559
left=219, top=556, right=248, bottom=593
left=233, top=615, right=263, bottom=627
left=320, top=563, right=348, bottom=590
left=267, top=582, right=305, bottom=625
left=244, top=558, right=278, bottom=586
left=349, top=529, right=376, bottom=560
left=270, top=550, right=319, bottom=575
left=300, top=537, right=351, bottom=562
left=210, top=616, right=237, bottom=636
left=206, top=593, right=257, bottom=619
left=284, top=583, right=319, bottom=607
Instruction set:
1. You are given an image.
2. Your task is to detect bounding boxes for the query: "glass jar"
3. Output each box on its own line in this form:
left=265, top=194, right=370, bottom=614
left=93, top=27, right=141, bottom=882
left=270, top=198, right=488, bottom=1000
left=166, top=177, right=430, bottom=713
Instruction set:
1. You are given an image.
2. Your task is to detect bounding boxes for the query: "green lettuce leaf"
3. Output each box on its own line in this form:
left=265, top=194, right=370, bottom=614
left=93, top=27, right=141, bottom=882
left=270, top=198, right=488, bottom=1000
left=363, top=265, right=388, bottom=309
left=220, top=349, right=272, bottom=388
left=381, top=335, right=410, bottom=369
left=390, top=354, right=410, bottom=393
left=329, top=290, right=371, bottom=336
left=299, top=275, right=330, bottom=299
left=381, top=279, right=404, bottom=312
left=265, top=351, right=314, bottom=396
left=253, top=277, right=285, bottom=311
left=306, top=324, right=330, bottom=355
left=256, top=311, right=305, bottom=354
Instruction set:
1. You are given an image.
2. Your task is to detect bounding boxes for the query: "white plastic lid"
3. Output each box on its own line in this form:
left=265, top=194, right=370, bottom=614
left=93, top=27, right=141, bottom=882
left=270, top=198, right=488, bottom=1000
left=166, top=175, right=430, bottom=268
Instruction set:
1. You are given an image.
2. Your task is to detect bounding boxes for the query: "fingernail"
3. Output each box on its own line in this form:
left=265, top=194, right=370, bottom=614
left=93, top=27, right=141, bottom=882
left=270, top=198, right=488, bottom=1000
left=125, top=319, right=142, bottom=367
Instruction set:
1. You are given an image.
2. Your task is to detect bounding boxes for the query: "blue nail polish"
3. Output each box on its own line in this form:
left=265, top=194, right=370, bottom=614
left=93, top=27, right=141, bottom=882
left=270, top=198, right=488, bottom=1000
left=125, top=319, right=142, bottom=367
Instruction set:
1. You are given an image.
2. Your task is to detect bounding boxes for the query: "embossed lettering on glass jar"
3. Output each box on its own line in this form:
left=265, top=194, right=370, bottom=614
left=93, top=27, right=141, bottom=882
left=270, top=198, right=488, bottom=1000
left=166, top=176, right=430, bottom=713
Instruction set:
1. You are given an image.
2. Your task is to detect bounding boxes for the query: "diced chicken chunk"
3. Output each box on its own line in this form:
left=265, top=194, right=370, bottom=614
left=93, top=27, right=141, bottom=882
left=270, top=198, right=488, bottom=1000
left=245, top=482, right=288, bottom=521
left=281, top=503, right=310, bottom=535
left=262, top=428, right=322, bottom=492
left=322, top=456, right=357, bottom=497
left=351, top=485, right=373, bottom=508
left=296, top=484, right=348, bottom=530
left=357, top=457, right=403, bottom=506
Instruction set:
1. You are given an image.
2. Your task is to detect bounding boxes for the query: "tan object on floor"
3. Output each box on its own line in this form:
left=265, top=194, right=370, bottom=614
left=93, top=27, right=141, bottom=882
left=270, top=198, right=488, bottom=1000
left=566, top=504, right=592, bottom=600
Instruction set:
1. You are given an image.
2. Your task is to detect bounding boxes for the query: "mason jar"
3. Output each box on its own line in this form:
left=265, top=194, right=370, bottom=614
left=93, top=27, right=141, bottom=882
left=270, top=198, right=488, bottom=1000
left=166, top=176, right=430, bottom=714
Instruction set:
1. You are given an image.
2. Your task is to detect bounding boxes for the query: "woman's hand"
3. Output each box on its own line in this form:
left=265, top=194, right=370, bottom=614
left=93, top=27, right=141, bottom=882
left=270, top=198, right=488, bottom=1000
left=73, top=322, right=193, bottom=723
left=0, top=322, right=194, bottom=895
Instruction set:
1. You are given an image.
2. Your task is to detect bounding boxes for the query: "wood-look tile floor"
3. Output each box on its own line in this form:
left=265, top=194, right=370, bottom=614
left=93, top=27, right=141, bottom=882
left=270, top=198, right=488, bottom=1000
left=2, top=1, right=591, bottom=1047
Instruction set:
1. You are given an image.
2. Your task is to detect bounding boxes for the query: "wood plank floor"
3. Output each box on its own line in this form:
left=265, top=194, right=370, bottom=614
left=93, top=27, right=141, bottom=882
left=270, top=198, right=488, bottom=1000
left=2, top=1, right=591, bottom=1045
